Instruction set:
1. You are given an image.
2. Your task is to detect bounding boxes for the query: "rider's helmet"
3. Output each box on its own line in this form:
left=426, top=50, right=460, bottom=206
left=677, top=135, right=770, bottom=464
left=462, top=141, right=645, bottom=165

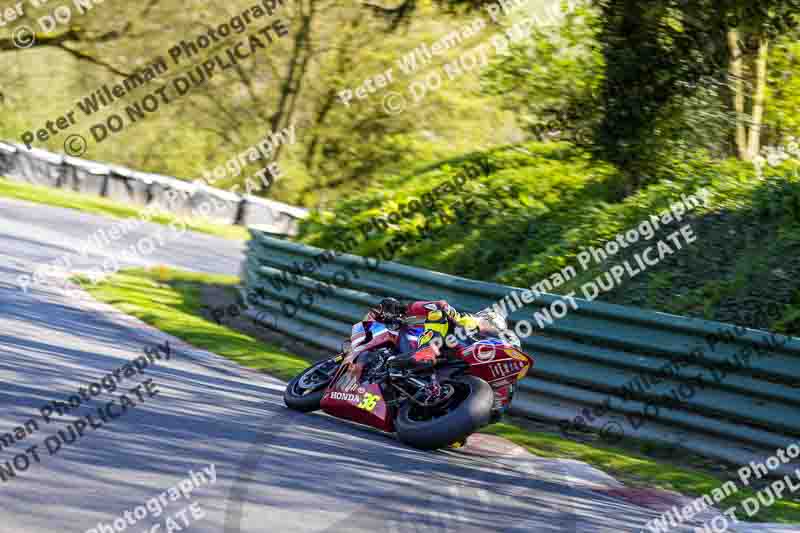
left=475, top=308, right=508, bottom=333
left=376, top=297, right=405, bottom=320
left=476, top=308, right=521, bottom=347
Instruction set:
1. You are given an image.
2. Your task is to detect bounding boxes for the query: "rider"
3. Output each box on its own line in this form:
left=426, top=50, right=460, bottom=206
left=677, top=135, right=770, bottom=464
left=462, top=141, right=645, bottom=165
left=369, top=298, right=510, bottom=448
left=368, top=297, right=503, bottom=369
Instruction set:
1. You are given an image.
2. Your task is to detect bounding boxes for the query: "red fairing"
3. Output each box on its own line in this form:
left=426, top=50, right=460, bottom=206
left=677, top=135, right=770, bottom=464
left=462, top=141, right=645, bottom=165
left=350, top=321, right=400, bottom=354
left=456, top=340, right=534, bottom=409
left=318, top=319, right=535, bottom=434
left=321, top=348, right=394, bottom=432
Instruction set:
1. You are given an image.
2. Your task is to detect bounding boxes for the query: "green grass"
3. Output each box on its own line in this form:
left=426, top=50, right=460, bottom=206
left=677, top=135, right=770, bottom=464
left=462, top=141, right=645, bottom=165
left=82, top=266, right=800, bottom=524
left=79, top=267, right=308, bottom=380
left=484, top=422, right=800, bottom=523
left=0, top=176, right=249, bottom=241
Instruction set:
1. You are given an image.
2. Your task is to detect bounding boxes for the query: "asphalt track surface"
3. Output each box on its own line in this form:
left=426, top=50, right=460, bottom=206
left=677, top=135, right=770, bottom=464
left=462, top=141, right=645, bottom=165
left=0, top=198, right=698, bottom=533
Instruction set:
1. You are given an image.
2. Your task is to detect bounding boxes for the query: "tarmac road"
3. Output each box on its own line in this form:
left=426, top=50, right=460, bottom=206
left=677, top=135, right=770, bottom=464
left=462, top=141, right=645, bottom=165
left=0, top=197, right=719, bottom=533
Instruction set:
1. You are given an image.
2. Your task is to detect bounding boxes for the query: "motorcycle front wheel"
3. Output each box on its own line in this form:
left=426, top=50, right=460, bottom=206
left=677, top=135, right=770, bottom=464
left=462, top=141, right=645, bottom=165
left=395, top=375, right=494, bottom=450
left=284, top=355, right=341, bottom=412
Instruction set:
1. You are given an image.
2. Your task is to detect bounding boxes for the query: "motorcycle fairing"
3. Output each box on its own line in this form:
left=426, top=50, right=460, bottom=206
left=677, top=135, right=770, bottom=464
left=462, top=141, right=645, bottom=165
left=457, top=341, right=533, bottom=409
left=351, top=321, right=399, bottom=355
left=321, top=323, right=396, bottom=432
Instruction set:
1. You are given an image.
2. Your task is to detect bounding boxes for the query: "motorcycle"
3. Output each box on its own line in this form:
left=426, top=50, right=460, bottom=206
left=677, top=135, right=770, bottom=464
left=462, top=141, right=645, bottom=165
left=283, top=312, right=534, bottom=450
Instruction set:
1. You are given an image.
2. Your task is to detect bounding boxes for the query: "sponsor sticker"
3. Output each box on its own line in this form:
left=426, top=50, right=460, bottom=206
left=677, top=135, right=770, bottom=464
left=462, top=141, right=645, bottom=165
left=507, top=348, right=529, bottom=362
left=474, top=343, right=496, bottom=362
left=489, top=360, right=524, bottom=378
left=330, top=391, right=361, bottom=402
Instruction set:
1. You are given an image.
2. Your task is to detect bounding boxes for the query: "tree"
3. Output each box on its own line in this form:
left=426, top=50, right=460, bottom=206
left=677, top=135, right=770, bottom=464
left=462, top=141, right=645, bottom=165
left=481, top=4, right=604, bottom=144
left=724, top=2, right=800, bottom=160
left=595, top=0, right=800, bottom=184
left=764, top=30, right=800, bottom=141
left=594, top=0, right=732, bottom=186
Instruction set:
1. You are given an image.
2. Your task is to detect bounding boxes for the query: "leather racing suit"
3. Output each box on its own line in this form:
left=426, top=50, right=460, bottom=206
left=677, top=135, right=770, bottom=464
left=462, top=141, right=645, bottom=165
left=402, top=300, right=481, bottom=366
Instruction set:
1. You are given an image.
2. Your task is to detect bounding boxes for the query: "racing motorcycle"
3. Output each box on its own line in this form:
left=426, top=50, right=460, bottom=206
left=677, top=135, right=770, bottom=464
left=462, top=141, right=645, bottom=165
left=283, top=310, right=534, bottom=450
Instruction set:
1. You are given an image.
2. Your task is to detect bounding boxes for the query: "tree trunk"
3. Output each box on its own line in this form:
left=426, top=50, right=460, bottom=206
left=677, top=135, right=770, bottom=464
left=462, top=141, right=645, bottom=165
left=747, top=36, right=769, bottom=161
left=266, top=0, right=314, bottom=163
left=727, top=29, right=747, bottom=160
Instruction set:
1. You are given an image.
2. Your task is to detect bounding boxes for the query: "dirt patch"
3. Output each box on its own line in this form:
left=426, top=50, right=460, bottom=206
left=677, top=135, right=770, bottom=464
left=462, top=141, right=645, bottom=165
left=197, top=283, right=332, bottom=362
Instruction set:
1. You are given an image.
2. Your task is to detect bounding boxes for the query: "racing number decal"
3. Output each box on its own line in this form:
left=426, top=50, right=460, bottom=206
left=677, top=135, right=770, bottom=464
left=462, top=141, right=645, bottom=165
left=357, top=392, right=380, bottom=412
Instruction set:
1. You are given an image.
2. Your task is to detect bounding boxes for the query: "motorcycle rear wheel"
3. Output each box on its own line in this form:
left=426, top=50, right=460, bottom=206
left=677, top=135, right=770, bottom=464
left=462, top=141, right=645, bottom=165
left=284, top=356, right=340, bottom=412
left=395, top=375, right=493, bottom=450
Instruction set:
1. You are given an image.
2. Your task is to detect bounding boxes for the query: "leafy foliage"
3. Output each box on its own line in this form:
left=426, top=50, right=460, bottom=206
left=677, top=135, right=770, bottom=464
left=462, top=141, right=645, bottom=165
left=766, top=32, right=800, bottom=139
left=0, top=0, right=514, bottom=207
left=593, top=1, right=730, bottom=181
left=593, top=0, right=799, bottom=181
left=3, top=0, right=799, bottom=333
left=299, top=141, right=622, bottom=277
left=300, top=139, right=800, bottom=335
left=481, top=4, right=605, bottom=144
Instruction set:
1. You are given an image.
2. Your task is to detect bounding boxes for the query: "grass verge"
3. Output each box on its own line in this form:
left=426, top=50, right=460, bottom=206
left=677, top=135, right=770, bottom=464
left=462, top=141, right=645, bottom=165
left=483, top=422, right=800, bottom=523
left=82, top=266, right=800, bottom=523
left=79, top=267, right=307, bottom=380
left=0, top=176, right=249, bottom=241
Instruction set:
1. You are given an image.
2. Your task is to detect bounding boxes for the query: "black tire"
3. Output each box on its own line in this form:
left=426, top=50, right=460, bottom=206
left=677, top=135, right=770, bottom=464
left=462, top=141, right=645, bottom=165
left=284, top=356, right=340, bottom=412
left=395, top=375, right=494, bottom=450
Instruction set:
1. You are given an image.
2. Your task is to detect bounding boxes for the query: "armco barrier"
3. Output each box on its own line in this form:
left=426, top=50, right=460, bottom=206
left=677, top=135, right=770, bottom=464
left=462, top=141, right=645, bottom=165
left=242, top=229, right=800, bottom=471
left=0, top=142, right=307, bottom=235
